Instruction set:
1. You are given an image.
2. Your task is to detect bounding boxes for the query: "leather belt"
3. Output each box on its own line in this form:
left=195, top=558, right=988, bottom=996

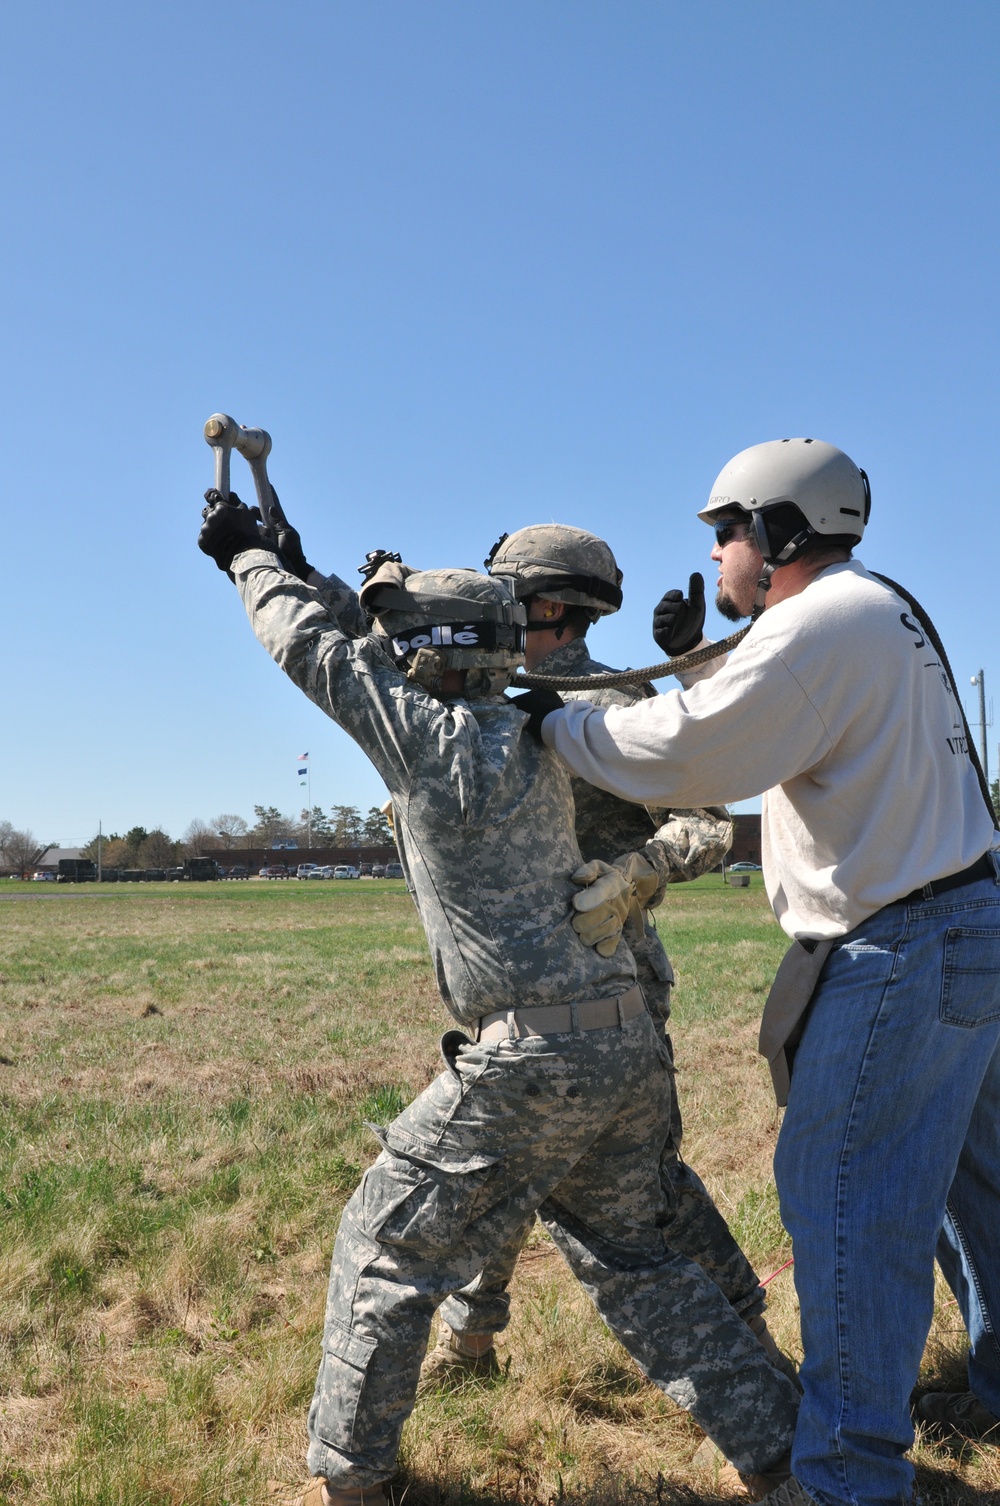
left=901, top=851, right=995, bottom=905
left=475, top=983, right=645, bottom=1043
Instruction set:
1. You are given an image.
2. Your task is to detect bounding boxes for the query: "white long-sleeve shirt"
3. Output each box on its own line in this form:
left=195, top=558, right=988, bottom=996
left=542, top=560, right=997, bottom=940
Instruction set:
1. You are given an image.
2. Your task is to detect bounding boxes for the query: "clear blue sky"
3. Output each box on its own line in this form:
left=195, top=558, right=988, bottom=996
left=2, top=1, right=997, bottom=844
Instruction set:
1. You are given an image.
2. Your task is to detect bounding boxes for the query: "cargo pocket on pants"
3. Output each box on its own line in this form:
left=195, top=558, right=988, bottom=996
left=940, top=929, right=1000, bottom=1026
left=361, top=1126, right=501, bottom=1257
left=313, top=1318, right=377, bottom=1453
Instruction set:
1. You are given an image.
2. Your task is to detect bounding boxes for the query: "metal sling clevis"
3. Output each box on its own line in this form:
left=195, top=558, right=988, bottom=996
left=203, top=413, right=287, bottom=534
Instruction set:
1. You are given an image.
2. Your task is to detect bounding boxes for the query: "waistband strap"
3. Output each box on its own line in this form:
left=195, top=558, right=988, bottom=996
left=901, top=851, right=995, bottom=905
left=475, top=983, right=645, bottom=1042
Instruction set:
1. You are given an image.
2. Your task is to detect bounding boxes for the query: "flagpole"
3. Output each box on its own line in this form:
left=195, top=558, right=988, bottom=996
left=298, top=754, right=312, bottom=851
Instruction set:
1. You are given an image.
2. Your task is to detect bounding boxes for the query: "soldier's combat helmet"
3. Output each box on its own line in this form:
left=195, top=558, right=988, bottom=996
left=485, top=525, right=623, bottom=622
left=359, top=561, right=527, bottom=697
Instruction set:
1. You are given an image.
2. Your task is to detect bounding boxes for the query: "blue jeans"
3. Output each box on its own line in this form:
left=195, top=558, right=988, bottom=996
left=774, top=860, right=1000, bottom=1506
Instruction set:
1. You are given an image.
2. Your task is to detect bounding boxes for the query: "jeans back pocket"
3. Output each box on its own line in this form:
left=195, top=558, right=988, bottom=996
left=940, top=928, right=1000, bottom=1027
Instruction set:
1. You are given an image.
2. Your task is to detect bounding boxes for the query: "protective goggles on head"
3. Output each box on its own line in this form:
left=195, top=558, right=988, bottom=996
left=387, top=618, right=527, bottom=662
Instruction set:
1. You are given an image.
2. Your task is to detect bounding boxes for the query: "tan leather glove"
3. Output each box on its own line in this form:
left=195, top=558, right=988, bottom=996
left=612, top=850, right=661, bottom=915
left=570, top=860, right=631, bottom=957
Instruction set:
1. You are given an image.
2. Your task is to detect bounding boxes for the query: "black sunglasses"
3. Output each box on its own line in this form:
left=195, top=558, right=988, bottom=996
left=713, top=518, right=754, bottom=548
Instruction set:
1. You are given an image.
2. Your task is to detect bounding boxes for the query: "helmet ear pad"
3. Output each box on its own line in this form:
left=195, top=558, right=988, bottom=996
left=750, top=502, right=813, bottom=564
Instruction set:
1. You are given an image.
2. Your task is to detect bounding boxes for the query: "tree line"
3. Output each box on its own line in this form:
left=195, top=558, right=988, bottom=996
left=69, top=805, right=395, bottom=869
left=5, top=786, right=999, bottom=875
left=181, top=804, right=394, bottom=853
left=0, top=804, right=396, bottom=876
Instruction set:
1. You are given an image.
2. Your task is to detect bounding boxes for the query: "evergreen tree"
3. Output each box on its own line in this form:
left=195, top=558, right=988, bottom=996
left=362, top=806, right=394, bottom=845
left=329, top=804, right=363, bottom=845
left=300, top=806, right=334, bottom=840
left=251, top=805, right=294, bottom=844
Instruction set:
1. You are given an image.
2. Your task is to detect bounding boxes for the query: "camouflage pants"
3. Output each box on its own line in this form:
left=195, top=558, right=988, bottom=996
left=439, top=1029, right=765, bottom=1339
left=306, top=1011, right=798, bottom=1487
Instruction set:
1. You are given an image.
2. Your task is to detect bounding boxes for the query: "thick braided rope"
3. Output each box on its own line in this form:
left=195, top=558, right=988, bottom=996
left=515, top=625, right=750, bottom=691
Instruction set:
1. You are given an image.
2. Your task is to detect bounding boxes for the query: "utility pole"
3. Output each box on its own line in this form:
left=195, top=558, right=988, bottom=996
left=970, top=671, right=990, bottom=782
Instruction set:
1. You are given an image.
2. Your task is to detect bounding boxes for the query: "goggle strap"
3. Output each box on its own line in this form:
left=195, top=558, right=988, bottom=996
left=388, top=620, right=526, bottom=658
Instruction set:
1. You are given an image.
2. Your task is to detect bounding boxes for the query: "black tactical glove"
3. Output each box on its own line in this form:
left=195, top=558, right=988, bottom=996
left=275, top=524, right=313, bottom=582
left=198, top=490, right=274, bottom=573
left=652, top=572, right=705, bottom=657
left=266, top=487, right=315, bottom=582
left=507, top=687, right=565, bottom=742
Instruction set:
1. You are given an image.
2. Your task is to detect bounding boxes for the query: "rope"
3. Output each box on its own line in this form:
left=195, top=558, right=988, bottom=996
left=514, top=625, right=751, bottom=691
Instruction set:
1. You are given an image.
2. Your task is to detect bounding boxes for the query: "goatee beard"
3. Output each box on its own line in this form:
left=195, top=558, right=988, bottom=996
left=715, top=589, right=748, bottom=623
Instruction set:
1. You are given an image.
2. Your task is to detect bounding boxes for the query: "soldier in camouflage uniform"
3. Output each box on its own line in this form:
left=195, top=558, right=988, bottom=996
left=423, top=526, right=784, bottom=1380
left=197, top=496, right=799, bottom=1506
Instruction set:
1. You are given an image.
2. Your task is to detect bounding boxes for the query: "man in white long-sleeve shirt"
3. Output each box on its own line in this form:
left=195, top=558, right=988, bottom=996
left=536, top=438, right=1000, bottom=1506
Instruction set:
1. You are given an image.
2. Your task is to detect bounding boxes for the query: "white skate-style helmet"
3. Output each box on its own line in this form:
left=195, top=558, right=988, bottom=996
left=698, top=438, right=870, bottom=564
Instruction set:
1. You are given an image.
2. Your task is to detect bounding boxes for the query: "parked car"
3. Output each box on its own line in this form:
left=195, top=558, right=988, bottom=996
left=333, top=865, right=360, bottom=879
left=31, top=871, right=56, bottom=881
left=384, top=862, right=404, bottom=879
left=370, top=863, right=386, bottom=879
left=728, top=861, right=762, bottom=872
left=227, top=865, right=249, bottom=879
left=358, top=863, right=373, bottom=877
left=260, top=864, right=291, bottom=879
left=297, top=863, right=324, bottom=879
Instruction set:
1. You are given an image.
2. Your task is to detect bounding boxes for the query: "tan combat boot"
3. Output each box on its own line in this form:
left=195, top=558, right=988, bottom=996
left=692, top=1440, right=794, bottom=1501
left=285, top=1482, right=388, bottom=1506
left=417, top=1321, right=501, bottom=1390
left=752, top=1481, right=818, bottom=1506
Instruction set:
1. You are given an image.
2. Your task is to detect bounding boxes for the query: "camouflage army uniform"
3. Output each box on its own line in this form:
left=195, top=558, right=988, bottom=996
left=440, top=633, right=765, bottom=1344
left=230, top=550, right=798, bottom=1489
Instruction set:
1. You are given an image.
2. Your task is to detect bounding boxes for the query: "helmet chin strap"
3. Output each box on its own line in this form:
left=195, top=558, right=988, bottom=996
left=750, top=525, right=815, bottom=622
left=751, top=562, right=777, bottom=621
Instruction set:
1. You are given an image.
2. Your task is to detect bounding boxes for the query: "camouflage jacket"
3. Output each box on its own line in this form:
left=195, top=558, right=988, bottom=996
left=534, top=635, right=733, bottom=1019
left=232, top=550, right=637, bottom=1028
left=310, top=567, right=370, bottom=639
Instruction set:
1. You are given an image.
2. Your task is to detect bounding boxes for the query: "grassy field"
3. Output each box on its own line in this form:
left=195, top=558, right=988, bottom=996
left=0, top=876, right=995, bottom=1506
